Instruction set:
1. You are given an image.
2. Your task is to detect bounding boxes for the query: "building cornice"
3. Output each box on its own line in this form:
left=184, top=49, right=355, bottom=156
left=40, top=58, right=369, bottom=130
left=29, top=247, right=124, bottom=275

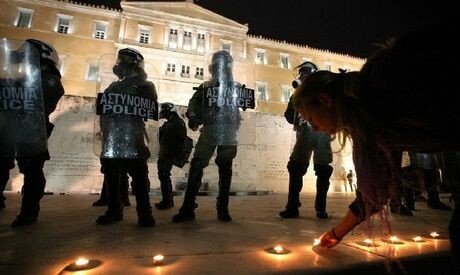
left=14, top=0, right=121, bottom=19
left=247, top=34, right=365, bottom=62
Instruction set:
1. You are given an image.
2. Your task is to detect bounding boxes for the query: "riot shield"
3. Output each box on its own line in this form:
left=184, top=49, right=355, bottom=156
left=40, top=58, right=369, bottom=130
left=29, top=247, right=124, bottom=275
left=0, top=39, right=47, bottom=157
left=94, top=53, right=160, bottom=159
left=201, top=50, right=256, bottom=145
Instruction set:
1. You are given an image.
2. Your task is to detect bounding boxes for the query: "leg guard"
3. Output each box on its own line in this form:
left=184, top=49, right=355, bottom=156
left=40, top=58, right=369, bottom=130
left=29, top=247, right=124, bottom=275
left=314, top=163, right=333, bottom=214
left=286, top=159, right=308, bottom=209
left=120, top=172, right=130, bottom=206
left=173, top=158, right=205, bottom=223
left=17, top=156, right=47, bottom=218
left=103, top=160, right=123, bottom=216
left=157, top=159, right=174, bottom=204
left=216, top=159, right=232, bottom=221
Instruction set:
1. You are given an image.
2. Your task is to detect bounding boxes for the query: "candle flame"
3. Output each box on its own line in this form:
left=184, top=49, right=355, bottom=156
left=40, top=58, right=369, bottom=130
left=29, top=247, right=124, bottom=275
left=273, top=245, right=283, bottom=253
left=153, top=255, right=164, bottom=264
left=413, top=236, right=422, bottom=242
left=313, top=239, right=321, bottom=246
left=389, top=236, right=399, bottom=242
left=75, top=258, right=89, bottom=266
left=364, top=238, right=373, bottom=244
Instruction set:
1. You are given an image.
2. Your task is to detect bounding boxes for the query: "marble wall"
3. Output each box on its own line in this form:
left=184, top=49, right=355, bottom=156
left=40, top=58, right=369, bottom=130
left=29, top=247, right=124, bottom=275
left=7, top=96, right=355, bottom=194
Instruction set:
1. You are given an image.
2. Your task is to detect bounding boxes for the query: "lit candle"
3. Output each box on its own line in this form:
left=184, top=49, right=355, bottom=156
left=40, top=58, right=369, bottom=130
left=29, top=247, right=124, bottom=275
left=389, top=236, right=399, bottom=243
left=313, top=239, right=321, bottom=246
left=153, top=255, right=164, bottom=265
left=412, top=236, right=423, bottom=242
left=430, top=232, right=440, bottom=238
left=75, top=258, right=89, bottom=267
left=364, top=238, right=374, bottom=245
left=273, top=245, right=284, bottom=254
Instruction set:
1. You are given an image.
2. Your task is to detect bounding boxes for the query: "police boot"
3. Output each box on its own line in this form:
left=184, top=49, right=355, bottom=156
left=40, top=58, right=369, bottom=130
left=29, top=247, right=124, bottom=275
left=155, top=173, right=174, bottom=210
left=12, top=168, right=46, bottom=227
left=172, top=159, right=203, bottom=223
left=427, top=191, right=452, bottom=210
left=96, top=171, right=123, bottom=225
left=12, top=197, right=41, bottom=227
left=279, top=161, right=306, bottom=218
left=137, top=206, right=155, bottom=227
left=216, top=161, right=232, bottom=222
left=314, top=164, right=332, bottom=219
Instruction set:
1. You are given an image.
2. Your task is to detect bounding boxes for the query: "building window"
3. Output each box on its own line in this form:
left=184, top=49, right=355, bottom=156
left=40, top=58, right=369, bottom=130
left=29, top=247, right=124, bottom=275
left=183, top=31, right=192, bottom=50
left=222, top=42, right=231, bottom=53
left=181, top=65, right=190, bottom=78
left=139, top=29, right=150, bottom=44
left=256, top=50, right=265, bottom=64
left=169, top=28, right=178, bottom=48
left=280, top=54, right=289, bottom=69
left=166, top=63, right=175, bottom=76
left=86, top=62, right=99, bottom=81
left=324, top=63, right=332, bottom=71
left=195, top=67, right=203, bottom=79
left=56, top=15, right=72, bottom=34
left=281, top=85, right=291, bottom=103
left=197, top=33, right=205, bottom=52
left=15, top=8, right=34, bottom=28
left=94, top=22, right=107, bottom=40
left=256, top=82, right=267, bottom=101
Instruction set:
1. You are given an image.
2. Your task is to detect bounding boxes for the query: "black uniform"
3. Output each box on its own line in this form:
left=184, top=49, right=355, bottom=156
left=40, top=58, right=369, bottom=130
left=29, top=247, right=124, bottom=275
left=97, top=76, right=157, bottom=226
left=0, top=65, right=64, bottom=223
left=173, top=83, right=239, bottom=222
left=156, top=111, right=187, bottom=209
left=279, top=95, right=333, bottom=219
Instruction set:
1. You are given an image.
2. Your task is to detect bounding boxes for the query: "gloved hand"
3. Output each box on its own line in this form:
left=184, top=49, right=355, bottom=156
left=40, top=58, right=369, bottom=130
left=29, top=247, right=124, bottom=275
left=188, top=116, right=200, bottom=131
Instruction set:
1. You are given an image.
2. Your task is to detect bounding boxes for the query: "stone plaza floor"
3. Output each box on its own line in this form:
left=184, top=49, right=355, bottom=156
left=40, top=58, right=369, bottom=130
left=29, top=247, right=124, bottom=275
left=0, top=192, right=455, bottom=274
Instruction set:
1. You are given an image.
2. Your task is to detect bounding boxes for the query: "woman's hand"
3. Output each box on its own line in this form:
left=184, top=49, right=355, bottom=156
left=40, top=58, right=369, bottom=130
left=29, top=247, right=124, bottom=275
left=318, top=229, right=342, bottom=248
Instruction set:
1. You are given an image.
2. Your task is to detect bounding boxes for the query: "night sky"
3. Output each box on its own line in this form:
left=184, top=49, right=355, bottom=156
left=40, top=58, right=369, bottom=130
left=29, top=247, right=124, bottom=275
left=83, top=0, right=454, bottom=58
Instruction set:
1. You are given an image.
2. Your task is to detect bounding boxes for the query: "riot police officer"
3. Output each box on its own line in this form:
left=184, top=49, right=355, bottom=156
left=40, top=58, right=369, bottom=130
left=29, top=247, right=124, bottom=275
left=96, top=48, right=157, bottom=226
left=0, top=39, right=64, bottom=226
left=155, top=102, right=187, bottom=209
left=279, top=62, right=334, bottom=219
left=402, top=152, right=452, bottom=211
left=172, top=50, right=240, bottom=222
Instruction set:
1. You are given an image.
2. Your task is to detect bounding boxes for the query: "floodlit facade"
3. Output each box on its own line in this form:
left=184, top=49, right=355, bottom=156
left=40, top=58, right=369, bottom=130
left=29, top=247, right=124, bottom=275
left=0, top=0, right=365, bottom=114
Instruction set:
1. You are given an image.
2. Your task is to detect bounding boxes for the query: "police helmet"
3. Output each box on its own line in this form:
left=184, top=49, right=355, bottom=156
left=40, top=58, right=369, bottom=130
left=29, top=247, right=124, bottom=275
left=159, top=102, right=177, bottom=119
left=26, top=39, right=60, bottom=67
left=209, top=50, right=233, bottom=77
left=118, top=48, right=144, bottom=68
left=292, top=61, right=318, bottom=88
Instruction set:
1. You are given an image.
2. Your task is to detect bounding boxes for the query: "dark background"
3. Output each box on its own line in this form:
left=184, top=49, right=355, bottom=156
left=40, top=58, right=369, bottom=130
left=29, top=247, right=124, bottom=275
left=82, top=0, right=455, bottom=58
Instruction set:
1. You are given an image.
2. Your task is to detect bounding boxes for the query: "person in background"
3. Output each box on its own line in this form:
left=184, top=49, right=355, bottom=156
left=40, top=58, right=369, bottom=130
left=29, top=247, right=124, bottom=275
left=155, top=102, right=187, bottom=210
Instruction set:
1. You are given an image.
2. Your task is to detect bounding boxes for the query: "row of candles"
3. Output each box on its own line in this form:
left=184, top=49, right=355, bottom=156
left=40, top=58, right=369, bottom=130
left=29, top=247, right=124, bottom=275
left=272, top=231, right=442, bottom=254
left=65, top=231, right=443, bottom=271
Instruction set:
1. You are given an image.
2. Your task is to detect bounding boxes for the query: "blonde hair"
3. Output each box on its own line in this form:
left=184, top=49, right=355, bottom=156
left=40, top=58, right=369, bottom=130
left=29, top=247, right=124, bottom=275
left=292, top=70, right=367, bottom=150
